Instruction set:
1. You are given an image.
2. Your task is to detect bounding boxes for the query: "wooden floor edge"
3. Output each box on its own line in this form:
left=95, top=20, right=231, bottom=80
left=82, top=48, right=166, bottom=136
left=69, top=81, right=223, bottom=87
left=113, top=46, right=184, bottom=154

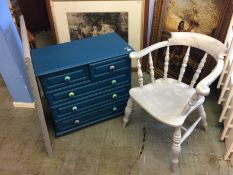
left=13, top=102, right=35, bottom=108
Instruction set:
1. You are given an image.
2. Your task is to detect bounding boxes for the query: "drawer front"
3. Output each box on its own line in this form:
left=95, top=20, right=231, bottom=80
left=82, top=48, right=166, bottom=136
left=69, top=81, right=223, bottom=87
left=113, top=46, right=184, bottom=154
left=45, top=73, right=130, bottom=106
left=54, top=100, right=127, bottom=136
left=90, top=56, right=130, bottom=79
left=51, top=88, right=129, bottom=120
left=40, top=66, right=90, bottom=91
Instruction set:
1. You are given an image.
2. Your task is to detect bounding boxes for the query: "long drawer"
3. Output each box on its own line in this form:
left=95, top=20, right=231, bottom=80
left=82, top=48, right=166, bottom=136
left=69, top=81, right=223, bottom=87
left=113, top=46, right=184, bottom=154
left=54, top=100, right=127, bottom=136
left=51, top=87, right=129, bottom=120
left=45, top=73, right=130, bottom=106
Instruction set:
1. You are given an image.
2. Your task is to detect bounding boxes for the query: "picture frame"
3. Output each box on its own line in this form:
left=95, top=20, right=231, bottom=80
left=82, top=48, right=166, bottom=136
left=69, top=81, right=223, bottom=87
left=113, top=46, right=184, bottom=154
left=148, top=0, right=230, bottom=83
left=48, top=0, right=144, bottom=67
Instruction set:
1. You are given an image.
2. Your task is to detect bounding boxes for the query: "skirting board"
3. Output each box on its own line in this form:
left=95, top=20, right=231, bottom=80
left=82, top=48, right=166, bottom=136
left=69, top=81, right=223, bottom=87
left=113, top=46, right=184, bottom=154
left=13, top=102, right=35, bottom=108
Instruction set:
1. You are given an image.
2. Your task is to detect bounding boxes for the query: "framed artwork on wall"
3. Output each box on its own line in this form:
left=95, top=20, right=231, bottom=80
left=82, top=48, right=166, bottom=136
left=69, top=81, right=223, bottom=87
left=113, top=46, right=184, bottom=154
left=148, top=0, right=230, bottom=83
left=48, top=0, right=144, bottom=67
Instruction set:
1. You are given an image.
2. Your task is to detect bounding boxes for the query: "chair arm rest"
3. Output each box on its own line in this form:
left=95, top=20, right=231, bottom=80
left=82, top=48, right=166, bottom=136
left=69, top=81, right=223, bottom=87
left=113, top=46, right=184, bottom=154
left=182, top=59, right=223, bottom=115
left=196, top=59, right=224, bottom=96
left=129, top=41, right=169, bottom=59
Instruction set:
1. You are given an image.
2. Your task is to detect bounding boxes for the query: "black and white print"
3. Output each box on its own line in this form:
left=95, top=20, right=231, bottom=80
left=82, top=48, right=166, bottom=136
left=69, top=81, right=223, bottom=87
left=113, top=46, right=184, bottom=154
left=67, top=12, right=128, bottom=42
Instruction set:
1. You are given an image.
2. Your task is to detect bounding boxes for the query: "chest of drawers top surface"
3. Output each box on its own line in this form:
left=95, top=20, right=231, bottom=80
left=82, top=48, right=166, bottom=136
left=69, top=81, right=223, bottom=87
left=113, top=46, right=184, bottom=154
left=31, top=33, right=132, bottom=76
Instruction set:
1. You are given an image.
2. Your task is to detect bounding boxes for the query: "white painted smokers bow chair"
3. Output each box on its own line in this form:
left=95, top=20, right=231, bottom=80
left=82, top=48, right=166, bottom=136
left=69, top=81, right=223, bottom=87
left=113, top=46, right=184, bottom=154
left=123, top=32, right=226, bottom=172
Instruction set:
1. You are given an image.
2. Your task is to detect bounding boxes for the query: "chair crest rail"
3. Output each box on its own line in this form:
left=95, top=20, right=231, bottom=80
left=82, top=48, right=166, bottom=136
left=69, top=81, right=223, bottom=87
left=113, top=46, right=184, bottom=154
left=129, top=32, right=226, bottom=91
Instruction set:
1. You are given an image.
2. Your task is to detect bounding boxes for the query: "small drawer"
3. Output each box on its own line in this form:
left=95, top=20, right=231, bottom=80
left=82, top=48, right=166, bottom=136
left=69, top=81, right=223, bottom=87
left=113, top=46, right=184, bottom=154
left=50, top=88, right=129, bottom=120
left=90, top=56, right=130, bottom=79
left=45, top=73, right=130, bottom=106
left=40, top=66, right=90, bottom=91
left=54, top=101, right=127, bottom=136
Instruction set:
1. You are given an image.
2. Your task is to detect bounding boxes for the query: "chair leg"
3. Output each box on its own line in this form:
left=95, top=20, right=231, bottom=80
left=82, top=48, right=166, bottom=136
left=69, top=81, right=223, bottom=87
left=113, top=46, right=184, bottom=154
left=122, top=97, right=133, bottom=128
left=171, top=126, right=181, bottom=172
left=197, top=105, right=208, bottom=131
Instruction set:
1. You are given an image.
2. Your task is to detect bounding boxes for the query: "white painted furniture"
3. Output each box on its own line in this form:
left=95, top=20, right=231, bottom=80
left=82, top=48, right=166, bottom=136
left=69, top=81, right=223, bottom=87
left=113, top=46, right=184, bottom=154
left=20, top=15, right=53, bottom=157
left=123, top=32, right=226, bottom=172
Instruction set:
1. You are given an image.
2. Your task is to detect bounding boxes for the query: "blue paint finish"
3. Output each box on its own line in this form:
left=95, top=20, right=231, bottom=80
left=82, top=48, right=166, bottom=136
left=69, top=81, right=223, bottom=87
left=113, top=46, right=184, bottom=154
left=54, top=100, right=127, bottom=136
left=32, top=33, right=132, bottom=136
left=40, top=65, right=90, bottom=91
left=89, top=56, right=130, bottom=79
left=0, top=0, right=33, bottom=103
left=31, top=33, right=133, bottom=76
left=50, top=86, right=130, bottom=120
left=45, top=73, right=130, bottom=106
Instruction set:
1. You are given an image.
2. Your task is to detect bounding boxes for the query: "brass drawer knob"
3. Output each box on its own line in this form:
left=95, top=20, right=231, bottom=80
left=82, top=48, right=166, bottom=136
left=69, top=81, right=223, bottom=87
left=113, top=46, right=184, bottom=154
left=109, top=65, right=115, bottom=71
left=111, top=80, right=117, bottom=85
left=112, top=94, right=118, bottom=99
left=112, top=107, right=118, bottom=112
left=68, top=92, right=75, bottom=97
left=74, top=119, right=80, bottom=125
left=64, top=76, right=71, bottom=82
left=72, top=106, right=78, bottom=112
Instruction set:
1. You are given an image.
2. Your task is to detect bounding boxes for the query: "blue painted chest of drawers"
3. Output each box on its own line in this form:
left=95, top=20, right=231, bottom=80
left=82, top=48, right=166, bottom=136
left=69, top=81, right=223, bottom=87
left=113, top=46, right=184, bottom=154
left=31, top=33, right=132, bottom=136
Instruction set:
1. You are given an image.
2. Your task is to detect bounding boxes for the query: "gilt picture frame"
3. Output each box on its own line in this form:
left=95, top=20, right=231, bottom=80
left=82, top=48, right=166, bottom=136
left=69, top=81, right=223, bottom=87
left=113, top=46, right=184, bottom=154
left=149, top=0, right=227, bottom=83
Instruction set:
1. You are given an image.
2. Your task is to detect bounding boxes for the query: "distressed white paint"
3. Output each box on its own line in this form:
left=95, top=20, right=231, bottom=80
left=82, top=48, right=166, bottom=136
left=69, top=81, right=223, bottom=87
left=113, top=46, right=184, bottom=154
left=180, top=117, right=202, bottom=145
left=178, top=46, right=190, bottom=82
left=190, top=53, right=207, bottom=88
left=20, top=16, right=53, bottom=157
left=148, top=52, right=155, bottom=83
left=171, top=127, right=181, bottom=172
left=164, top=46, right=170, bottom=79
left=123, top=97, right=134, bottom=128
left=124, top=32, right=226, bottom=172
left=137, top=58, right=143, bottom=88
left=198, top=105, right=208, bottom=131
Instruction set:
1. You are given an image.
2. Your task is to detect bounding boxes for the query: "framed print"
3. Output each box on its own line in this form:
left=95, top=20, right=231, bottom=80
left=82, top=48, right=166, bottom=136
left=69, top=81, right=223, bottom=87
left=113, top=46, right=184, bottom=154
left=67, top=12, right=129, bottom=42
left=49, top=0, right=144, bottom=67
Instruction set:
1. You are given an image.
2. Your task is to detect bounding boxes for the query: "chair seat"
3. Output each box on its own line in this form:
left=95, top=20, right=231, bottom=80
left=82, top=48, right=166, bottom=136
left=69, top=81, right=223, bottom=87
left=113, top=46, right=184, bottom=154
left=130, top=78, right=204, bottom=126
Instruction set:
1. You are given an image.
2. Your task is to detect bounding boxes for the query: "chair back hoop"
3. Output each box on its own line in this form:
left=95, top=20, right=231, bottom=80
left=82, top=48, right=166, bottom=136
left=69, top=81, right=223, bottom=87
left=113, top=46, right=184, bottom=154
left=168, top=32, right=226, bottom=60
left=130, top=32, right=227, bottom=89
